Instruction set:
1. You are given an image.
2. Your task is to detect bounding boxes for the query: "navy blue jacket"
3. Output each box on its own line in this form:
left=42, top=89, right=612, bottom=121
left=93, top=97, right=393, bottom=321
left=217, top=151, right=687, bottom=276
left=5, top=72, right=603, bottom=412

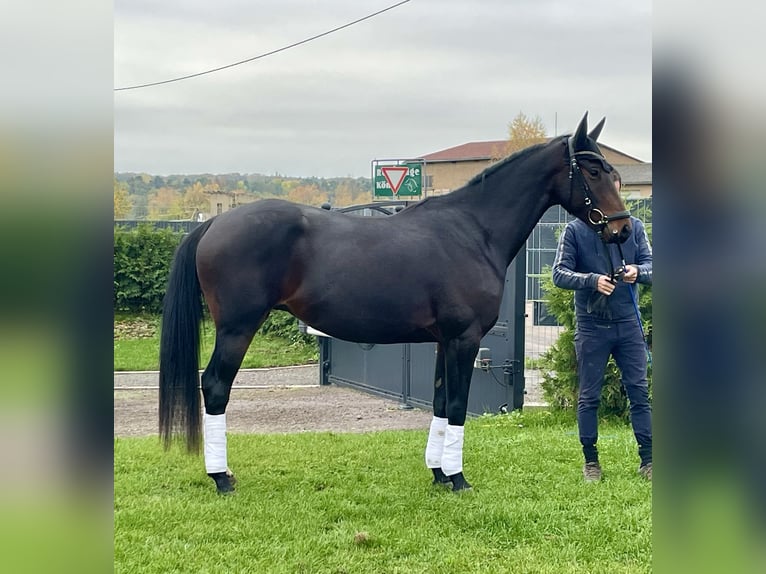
left=552, top=216, right=652, bottom=323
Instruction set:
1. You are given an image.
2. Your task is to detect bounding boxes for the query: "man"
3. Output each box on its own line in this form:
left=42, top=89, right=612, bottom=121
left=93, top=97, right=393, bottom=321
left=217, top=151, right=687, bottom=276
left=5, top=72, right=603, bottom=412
left=552, top=173, right=652, bottom=482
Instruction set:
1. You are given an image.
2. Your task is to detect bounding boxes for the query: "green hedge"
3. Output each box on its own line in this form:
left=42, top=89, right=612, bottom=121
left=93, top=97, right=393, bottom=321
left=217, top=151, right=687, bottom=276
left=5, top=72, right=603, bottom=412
left=113, top=225, right=315, bottom=345
left=114, top=224, right=183, bottom=313
left=538, top=272, right=653, bottom=421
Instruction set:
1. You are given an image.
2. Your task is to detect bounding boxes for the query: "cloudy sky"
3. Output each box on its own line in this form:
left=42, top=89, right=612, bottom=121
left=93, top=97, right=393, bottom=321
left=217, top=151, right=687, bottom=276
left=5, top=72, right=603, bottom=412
left=114, top=0, right=651, bottom=178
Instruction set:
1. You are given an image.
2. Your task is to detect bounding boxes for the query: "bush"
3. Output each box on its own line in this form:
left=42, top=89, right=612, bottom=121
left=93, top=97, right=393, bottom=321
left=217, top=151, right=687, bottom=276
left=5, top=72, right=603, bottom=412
left=114, top=225, right=315, bottom=346
left=114, top=224, right=184, bottom=313
left=258, top=310, right=315, bottom=345
left=538, top=271, right=653, bottom=421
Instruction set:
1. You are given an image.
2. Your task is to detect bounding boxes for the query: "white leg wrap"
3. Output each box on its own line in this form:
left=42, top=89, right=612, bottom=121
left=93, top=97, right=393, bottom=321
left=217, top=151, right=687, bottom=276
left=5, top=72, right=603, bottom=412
left=203, top=412, right=227, bottom=474
left=425, top=416, right=448, bottom=468
left=441, top=424, right=464, bottom=476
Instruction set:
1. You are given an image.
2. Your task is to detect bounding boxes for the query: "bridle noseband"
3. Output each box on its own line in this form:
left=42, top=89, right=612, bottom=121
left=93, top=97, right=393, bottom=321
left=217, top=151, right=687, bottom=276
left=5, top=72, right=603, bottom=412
left=566, top=136, right=630, bottom=233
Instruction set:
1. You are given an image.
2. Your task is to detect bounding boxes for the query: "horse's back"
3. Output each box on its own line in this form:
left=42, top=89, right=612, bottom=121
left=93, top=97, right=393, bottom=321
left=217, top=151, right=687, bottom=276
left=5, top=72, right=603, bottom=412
left=200, top=198, right=305, bottom=241
left=194, top=198, right=504, bottom=341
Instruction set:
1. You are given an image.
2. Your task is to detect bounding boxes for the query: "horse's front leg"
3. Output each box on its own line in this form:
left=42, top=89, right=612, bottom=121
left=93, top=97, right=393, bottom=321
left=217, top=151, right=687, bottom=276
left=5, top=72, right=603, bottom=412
left=441, top=332, right=481, bottom=492
left=426, top=344, right=452, bottom=487
left=201, top=329, right=253, bottom=494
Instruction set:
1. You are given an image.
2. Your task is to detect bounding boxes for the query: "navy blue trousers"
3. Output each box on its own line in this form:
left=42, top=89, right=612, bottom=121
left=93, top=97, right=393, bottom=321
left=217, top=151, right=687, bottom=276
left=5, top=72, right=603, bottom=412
left=575, top=319, right=652, bottom=465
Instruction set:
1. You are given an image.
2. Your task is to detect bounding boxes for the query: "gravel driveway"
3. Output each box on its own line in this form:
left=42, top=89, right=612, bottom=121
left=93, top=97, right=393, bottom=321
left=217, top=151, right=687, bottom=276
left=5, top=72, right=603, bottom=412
left=114, top=365, right=546, bottom=437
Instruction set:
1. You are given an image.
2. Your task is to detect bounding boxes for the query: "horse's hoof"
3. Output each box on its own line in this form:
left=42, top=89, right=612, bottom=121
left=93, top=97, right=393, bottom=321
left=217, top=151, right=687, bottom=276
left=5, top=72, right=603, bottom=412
left=447, top=472, right=473, bottom=492
left=208, top=472, right=236, bottom=494
left=431, top=467, right=453, bottom=487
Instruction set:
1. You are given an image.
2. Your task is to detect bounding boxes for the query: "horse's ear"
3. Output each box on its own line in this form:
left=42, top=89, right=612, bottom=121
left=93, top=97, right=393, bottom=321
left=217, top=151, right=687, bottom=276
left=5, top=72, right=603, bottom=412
left=574, top=112, right=589, bottom=148
left=588, top=117, right=606, bottom=141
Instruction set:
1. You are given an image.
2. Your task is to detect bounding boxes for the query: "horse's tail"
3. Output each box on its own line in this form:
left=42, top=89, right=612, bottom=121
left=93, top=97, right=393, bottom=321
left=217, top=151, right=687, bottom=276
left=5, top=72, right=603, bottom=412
left=159, top=219, right=213, bottom=452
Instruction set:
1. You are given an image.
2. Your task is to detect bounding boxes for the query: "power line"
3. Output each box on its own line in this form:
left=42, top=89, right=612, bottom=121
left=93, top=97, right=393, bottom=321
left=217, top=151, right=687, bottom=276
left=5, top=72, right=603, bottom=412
left=115, top=0, right=411, bottom=92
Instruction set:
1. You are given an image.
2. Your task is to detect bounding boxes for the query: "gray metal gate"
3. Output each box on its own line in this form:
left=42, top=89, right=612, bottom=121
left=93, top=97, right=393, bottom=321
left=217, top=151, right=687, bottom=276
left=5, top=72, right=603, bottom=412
left=309, top=201, right=527, bottom=417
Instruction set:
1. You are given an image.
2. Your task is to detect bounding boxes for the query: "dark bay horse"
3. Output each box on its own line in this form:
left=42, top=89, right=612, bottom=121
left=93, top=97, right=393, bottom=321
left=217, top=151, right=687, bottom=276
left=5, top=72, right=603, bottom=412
left=159, top=113, right=631, bottom=493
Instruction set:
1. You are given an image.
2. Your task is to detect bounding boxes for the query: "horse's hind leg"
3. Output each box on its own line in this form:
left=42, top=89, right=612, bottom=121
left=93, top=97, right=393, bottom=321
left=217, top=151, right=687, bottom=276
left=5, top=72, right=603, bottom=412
left=201, top=326, right=258, bottom=493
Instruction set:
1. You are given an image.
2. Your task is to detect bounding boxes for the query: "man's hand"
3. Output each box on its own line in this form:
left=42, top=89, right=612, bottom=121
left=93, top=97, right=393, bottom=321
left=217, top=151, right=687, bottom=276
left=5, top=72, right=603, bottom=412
left=597, top=275, right=616, bottom=295
left=622, top=265, right=638, bottom=284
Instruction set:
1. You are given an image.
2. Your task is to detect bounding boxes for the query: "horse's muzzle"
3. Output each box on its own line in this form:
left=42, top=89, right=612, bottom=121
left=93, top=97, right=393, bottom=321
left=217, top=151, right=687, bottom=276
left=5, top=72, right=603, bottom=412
left=604, top=221, right=632, bottom=244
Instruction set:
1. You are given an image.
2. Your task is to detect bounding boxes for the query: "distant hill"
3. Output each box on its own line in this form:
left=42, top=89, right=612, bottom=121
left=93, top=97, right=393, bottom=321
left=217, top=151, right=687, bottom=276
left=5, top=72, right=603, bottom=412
left=115, top=172, right=373, bottom=219
left=115, top=172, right=372, bottom=198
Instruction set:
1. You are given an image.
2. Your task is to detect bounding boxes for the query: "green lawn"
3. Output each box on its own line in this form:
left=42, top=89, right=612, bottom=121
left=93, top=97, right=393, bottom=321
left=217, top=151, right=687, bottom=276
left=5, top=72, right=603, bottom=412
left=115, top=411, right=651, bottom=573
left=114, top=314, right=318, bottom=371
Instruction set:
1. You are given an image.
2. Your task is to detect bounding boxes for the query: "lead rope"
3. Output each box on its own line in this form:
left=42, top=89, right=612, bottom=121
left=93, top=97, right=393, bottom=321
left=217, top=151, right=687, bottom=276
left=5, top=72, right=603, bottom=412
left=613, top=241, right=652, bottom=367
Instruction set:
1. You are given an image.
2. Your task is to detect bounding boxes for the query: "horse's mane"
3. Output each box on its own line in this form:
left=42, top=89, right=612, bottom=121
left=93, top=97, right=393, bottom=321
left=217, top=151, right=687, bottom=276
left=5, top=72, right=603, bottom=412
left=465, top=140, right=550, bottom=186
left=399, top=139, right=558, bottom=214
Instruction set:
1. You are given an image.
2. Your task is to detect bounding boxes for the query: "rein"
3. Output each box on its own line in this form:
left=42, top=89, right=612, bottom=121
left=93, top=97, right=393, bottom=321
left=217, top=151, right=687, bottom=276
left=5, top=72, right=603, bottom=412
left=566, top=136, right=630, bottom=234
left=604, top=239, right=653, bottom=367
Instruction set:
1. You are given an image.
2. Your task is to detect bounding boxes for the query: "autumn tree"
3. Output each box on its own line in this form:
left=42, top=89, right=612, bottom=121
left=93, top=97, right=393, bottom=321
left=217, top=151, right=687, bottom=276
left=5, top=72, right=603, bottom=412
left=182, top=182, right=213, bottom=217
left=496, top=112, right=548, bottom=159
left=114, top=178, right=133, bottom=219
left=332, top=180, right=368, bottom=207
left=332, top=181, right=355, bottom=207
left=280, top=179, right=298, bottom=197
left=148, top=187, right=184, bottom=219
left=286, top=183, right=329, bottom=206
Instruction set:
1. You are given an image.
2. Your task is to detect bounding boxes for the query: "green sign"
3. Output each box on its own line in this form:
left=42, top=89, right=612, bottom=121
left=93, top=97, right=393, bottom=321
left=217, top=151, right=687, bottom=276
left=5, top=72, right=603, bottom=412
left=374, top=163, right=422, bottom=198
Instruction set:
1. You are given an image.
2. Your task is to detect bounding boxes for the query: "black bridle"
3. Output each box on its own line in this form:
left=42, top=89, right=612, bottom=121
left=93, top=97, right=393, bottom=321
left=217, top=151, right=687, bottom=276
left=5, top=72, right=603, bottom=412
left=566, top=136, right=631, bottom=234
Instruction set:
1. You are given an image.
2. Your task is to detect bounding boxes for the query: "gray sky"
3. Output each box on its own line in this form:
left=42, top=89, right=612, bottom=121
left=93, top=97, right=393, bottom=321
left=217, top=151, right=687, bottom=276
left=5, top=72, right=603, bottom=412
left=114, top=0, right=651, bottom=178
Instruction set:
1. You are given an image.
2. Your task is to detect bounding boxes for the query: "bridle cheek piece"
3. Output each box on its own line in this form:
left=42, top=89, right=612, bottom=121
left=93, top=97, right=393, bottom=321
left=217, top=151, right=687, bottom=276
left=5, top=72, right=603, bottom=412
left=566, top=136, right=630, bottom=233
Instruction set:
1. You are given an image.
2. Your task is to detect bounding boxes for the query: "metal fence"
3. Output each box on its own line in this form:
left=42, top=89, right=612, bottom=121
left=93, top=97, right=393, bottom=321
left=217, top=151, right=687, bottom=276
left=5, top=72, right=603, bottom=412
left=114, top=220, right=202, bottom=233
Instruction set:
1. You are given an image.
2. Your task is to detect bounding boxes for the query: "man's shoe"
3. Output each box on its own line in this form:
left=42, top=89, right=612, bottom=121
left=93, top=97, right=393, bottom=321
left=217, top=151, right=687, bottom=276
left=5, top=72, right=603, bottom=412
left=583, top=461, right=602, bottom=482
left=638, top=462, right=652, bottom=481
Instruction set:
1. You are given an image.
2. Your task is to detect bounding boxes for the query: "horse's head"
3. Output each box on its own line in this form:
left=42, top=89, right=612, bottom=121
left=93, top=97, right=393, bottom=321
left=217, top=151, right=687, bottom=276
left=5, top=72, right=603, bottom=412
left=557, top=113, right=632, bottom=243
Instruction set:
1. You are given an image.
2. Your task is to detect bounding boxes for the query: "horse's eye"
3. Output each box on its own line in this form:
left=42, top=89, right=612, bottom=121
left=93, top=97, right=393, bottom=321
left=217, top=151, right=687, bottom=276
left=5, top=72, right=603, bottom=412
left=589, top=169, right=599, bottom=177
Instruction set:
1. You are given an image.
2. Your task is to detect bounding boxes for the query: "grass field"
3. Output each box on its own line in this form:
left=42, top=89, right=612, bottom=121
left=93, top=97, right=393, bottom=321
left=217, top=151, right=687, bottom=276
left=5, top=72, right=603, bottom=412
left=115, top=411, right=651, bottom=573
left=114, top=314, right=317, bottom=371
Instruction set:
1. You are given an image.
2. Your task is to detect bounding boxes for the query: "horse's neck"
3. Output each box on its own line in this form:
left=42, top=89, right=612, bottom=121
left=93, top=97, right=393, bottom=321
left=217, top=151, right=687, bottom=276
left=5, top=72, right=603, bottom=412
left=442, top=161, right=554, bottom=266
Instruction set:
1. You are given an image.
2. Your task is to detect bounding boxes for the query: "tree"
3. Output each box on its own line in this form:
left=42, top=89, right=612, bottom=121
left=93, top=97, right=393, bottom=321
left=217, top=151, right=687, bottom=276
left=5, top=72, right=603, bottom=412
left=332, top=180, right=367, bottom=207
left=497, top=112, right=548, bottom=159
left=182, top=182, right=212, bottom=217
left=332, top=182, right=355, bottom=207
left=286, top=183, right=329, bottom=206
left=114, top=178, right=133, bottom=219
left=131, top=194, right=148, bottom=219
left=280, top=179, right=298, bottom=197
left=147, top=187, right=184, bottom=219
